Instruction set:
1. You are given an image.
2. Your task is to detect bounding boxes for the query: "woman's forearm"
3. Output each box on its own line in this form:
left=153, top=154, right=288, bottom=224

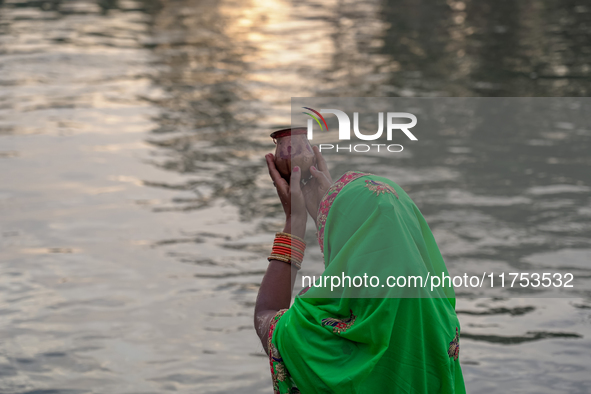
left=254, top=214, right=306, bottom=351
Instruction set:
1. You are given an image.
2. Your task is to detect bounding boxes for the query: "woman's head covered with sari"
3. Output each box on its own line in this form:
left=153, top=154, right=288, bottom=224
left=268, top=172, right=465, bottom=393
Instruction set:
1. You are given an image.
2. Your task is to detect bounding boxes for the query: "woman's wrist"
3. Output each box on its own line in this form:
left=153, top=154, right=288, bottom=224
left=284, top=214, right=307, bottom=239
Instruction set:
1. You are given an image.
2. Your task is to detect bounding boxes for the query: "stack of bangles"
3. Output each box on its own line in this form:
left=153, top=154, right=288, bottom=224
left=268, top=232, right=306, bottom=270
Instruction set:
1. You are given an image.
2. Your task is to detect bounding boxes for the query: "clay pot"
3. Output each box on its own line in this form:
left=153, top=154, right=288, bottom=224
left=270, top=127, right=315, bottom=183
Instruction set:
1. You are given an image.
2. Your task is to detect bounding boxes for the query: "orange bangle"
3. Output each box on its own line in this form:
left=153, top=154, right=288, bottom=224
left=268, top=232, right=306, bottom=270
left=272, top=244, right=305, bottom=256
left=270, top=249, right=304, bottom=261
left=276, top=232, right=306, bottom=248
left=275, top=237, right=306, bottom=251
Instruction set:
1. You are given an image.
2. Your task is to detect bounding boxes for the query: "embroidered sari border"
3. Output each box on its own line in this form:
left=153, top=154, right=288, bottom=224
left=316, top=171, right=371, bottom=254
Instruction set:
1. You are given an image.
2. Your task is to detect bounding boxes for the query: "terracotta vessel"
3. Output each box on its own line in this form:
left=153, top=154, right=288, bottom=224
left=270, top=127, right=315, bottom=183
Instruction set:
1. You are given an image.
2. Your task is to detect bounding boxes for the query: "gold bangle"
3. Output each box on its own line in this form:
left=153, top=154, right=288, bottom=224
left=268, top=254, right=290, bottom=263
left=268, top=254, right=302, bottom=270
left=269, top=253, right=302, bottom=265
left=276, top=232, right=306, bottom=246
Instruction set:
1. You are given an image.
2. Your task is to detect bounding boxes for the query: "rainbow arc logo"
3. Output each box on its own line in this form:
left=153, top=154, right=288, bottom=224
left=302, top=107, right=328, bottom=132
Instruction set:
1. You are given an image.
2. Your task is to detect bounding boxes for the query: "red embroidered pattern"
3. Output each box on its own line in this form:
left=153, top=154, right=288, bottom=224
left=447, top=327, right=460, bottom=361
left=364, top=179, right=399, bottom=198
left=316, top=171, right=371, bottom=253
left=297, top=286, right=311, bottom=296
left=321, top=309, right=357, bottom=334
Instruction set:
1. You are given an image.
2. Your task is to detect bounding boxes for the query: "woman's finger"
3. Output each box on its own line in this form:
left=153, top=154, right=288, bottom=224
left=301, top=178, right=315, bottom=196
left=266, top=154, right=288, bottom=194
left=312, top=146, right=329, bottom=173
left=265, top=154, right=281, bottom=181
left=309, top=165, right=322, bottom=179
left=290, top=167, right=306, bottom=216
left=290, top=166, right=302, bottom=194
left=310, top=166, right=331, bottom=187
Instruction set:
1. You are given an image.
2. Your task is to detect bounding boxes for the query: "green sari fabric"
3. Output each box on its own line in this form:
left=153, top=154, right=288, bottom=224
left=269, top=172, right=466, bottom=393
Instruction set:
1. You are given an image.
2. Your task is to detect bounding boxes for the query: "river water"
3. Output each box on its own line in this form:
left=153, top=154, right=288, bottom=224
left=1, top=0, right=590, bottom=393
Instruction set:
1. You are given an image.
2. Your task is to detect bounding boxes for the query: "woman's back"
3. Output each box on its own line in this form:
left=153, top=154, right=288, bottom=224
left=255, top=151, right=465, bottom=394
left=268, top=172, right=465, bottom=393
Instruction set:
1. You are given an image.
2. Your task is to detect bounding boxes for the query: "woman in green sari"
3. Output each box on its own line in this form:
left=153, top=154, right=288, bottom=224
left=255, top=147, right=465, bottom=393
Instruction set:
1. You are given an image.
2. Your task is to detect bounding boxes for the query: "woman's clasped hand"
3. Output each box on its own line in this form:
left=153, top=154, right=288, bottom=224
left=265, top=145, right=333, bottom=228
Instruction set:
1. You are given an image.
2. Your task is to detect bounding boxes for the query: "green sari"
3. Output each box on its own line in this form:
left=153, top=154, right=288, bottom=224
left=268, top=172, right=465, bottom=393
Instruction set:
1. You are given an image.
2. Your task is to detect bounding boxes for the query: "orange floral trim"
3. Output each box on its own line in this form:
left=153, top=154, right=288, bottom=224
left=316, top=171, right=371, bottom=253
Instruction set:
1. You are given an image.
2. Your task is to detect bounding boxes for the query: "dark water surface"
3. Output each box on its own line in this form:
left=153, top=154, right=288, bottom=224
left=1, top=0, right=591, bottom=393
